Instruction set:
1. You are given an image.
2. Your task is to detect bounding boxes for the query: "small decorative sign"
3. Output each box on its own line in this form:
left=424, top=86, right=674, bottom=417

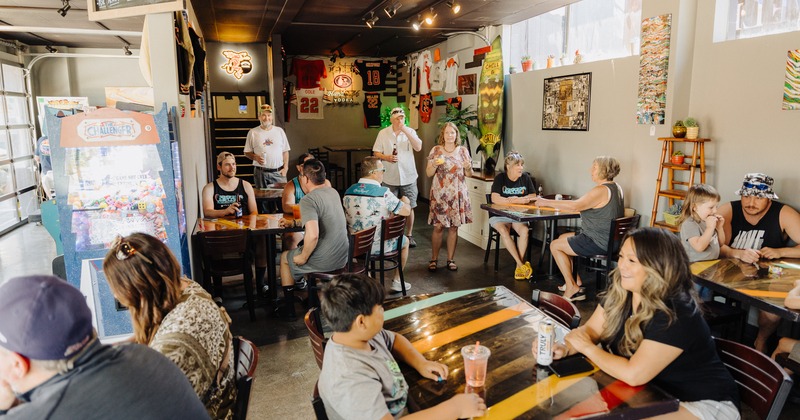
left=221, top=50, right=253, bottom=80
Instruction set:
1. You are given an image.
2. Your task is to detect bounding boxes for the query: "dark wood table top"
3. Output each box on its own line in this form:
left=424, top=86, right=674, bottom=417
left=383, top=287, right=679, bottom=419
left=323, top=145, right=374, bottom=152
left=253, top=187, right=284, bottom=200
left=692, top=258, right=800, bottom=322
left=481, top=203, right=581, bottom=222
left=193, top=214, right=301, bottom=235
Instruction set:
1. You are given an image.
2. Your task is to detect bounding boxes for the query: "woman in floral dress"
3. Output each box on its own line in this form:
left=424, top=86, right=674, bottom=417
left=426, top=122, right=473, bottom=271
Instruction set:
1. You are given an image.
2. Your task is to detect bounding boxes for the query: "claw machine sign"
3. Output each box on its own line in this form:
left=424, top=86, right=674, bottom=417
left=48, top=105, right=183, bottom=342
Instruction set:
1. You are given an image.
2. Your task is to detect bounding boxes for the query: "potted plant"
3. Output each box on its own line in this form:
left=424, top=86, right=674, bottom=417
left=672, top=120, right=686, bottom=138
left=663, top=203, right=682, bottom=226
left=670, top=150, right=685, bottom=165
left=684, top=117, right=699, bottom=139
left=521, top=55, right=533, bottom=72
left=437, top=104, right=482, bottom=153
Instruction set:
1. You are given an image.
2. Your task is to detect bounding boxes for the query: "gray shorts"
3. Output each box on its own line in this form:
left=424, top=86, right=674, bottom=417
left=385, top=183, right=418, bottom=208
left=567, top=233, right=605, bottom=256
left=254, top=167, right=286, bottom=189
left=489, top=216, right=526, bottom=228
left=681, top=400, right=739, bottom=420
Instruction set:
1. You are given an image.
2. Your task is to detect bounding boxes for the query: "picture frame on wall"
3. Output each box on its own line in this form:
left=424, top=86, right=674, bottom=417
left=542, top=72, right=591, bottom=131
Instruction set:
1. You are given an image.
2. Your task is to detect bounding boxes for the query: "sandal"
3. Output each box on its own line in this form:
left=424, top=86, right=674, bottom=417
left=446, top=260, right=458, bottom=271
left=428, top=260, right=438, bottom=272
left=558, top=284, right=584, bottom=292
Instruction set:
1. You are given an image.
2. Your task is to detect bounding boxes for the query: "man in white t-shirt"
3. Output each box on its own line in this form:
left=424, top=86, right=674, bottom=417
left=244, top=104, right=291, bottom=190
left=372, top=107, right=423, bottom=247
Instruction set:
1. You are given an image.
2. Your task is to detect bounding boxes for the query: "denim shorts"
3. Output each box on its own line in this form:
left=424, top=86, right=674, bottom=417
left=681, top=400, right=739, bottom=420
left=567, top=233, right=605, bottom=256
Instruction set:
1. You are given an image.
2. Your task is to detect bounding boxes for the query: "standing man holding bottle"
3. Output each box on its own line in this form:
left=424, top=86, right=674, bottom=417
left=372, top=107, right=423, bottom=247
left=244, top=104, right=291, bottom=189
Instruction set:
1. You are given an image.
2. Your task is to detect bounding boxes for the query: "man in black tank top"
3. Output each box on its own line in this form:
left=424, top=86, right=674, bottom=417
left=717, top=173, right=800, bottom=352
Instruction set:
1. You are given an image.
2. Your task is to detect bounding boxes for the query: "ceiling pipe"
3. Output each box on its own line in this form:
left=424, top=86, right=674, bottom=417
left=443, top=31, right=489, bottom=46
left=0, top=26, right=142, bottom=37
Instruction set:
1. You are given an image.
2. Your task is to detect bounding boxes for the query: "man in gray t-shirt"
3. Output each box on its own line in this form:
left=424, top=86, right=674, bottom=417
left=279, top=159, right=348, bottom=318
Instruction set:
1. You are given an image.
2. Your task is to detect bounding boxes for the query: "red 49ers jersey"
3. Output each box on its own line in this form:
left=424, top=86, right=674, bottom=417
left=296, top=88, right=324, bottom=120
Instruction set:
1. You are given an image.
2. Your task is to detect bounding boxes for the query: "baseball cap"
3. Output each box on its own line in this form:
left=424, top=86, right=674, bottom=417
left=390, top=107, right=404, bottom=116
left=0, top=275, right=94, bottom=360
left=260, top=104, right=273, bottom=114
left=217, top=151, right=236, bottom=165
left=735, top=173, right=779, bottom=199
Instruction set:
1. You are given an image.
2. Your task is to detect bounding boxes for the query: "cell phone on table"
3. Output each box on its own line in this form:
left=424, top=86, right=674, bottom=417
left=548, top=355, right=594, bottom=378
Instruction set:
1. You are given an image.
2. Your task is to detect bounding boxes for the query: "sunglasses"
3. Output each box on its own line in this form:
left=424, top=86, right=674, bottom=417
left=743, top=182, right=770, bottom=191
left=391, top=109, right=404, bottom=116
left=111, top=235, right=153, bottom=264
left=369, top=168, right=387, bottom=174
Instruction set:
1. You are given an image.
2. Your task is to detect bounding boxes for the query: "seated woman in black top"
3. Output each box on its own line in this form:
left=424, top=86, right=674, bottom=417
left=548, top=227, right=740, bottom=420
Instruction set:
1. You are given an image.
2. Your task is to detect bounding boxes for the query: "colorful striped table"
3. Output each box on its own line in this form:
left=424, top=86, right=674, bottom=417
left=383, top=286, right=679, bottom=419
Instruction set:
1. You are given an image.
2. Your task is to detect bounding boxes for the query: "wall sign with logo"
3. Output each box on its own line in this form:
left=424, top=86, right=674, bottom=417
left=221, top=50, right=254, bottom=80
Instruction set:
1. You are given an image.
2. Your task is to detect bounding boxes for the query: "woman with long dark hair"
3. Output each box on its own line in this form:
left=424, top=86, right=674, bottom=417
left=104, top=233, right=236, bottom=419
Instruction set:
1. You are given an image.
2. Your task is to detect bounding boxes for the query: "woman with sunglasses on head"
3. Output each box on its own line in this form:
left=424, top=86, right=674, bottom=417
left=103, top=233, right=236, bottom=419
left=544, top=228, right=740, bottom=419
left=489, top=151, right=539, bottom=280
left=425, top=122, right=473, bottom=271
left=534, top=156, right=624, bottom=301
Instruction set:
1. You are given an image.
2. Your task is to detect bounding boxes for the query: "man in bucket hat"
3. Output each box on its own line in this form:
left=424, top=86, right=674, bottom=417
left=718, top=173, right=800, bottom=352
left=0, top=275, right=209, bottom=419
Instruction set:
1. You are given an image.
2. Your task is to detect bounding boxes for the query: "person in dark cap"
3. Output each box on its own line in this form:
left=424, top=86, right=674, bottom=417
left=718, top=172, right=800, bottom=352
left=0, top=275, right=209, bottom=419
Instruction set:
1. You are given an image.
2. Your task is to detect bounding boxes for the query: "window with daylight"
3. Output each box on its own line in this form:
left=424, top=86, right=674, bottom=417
left=509, top=0, right=641, bottom=71
left=714, top=0, right=800, bottom=42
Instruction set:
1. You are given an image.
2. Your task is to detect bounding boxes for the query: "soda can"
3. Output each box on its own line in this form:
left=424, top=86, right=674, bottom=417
left=537, top=319, right=554, bottom=366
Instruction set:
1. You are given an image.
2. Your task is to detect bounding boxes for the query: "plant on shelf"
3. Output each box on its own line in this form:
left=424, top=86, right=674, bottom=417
left=437, top=104, right=481, bottom=153
left=670, top=150, right=685, bottom=165
left=521, top=55, right=533, bottom=72
left=684, top=117, right=699, bottom=139
left=663, top=203, right=683, bottom=226
left=672, top=120, right=686, bottom=138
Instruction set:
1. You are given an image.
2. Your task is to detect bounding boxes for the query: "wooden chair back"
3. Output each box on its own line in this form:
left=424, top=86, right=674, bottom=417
left=605, top=214, right=641, bottom=259
left=198, top=229, right=255, bottom=320
left=304, top=307, right=327, bottom=369
left=381, top=215, right=406, bottom=244
left=531, top=289, right=581, bottom=329
left=233, top=336, right=259, bottom=420
left=714, top=337, right=792, bottom=420
left=312, top=380, right=329, bottom=420
left=348, top=225, right=377, bottom=270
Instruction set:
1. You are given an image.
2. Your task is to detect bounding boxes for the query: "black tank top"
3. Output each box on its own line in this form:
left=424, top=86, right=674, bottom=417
left=213, top=179, right=250, bottom=214
left=729, top=200, right=785, bottom=249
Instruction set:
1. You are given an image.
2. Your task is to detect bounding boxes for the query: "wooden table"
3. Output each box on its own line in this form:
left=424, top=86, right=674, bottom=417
left=193, top=214, right=302, bottom=302
left=692, top=258, right=800, bottom=322
left=383, top=286, right=679, bottom=419
left=481, top=203, right=580, bottom=276
left=323, top=145, right=373, bottom=187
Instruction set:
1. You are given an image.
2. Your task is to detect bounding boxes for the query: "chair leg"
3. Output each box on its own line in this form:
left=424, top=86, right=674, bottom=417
left=243, top=267, right=256, bottom=321
left=484, top=231, right=493, bottom=263
left=493, top=233, right=501, bottom=272
left=398, top=261, right=407, bottom=296
left=379, top=259, right=386, bottom=289
left=213, top=276, right=223, bottom=299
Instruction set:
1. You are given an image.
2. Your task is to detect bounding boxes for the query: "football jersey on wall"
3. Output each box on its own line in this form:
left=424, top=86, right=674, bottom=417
left=363, top=92, right=382, bottom=127
left=292, top=58, right=327, bottom=89
left=355, top=60, right=390, bottom=92
left=296, top=88, right=324, bottom=119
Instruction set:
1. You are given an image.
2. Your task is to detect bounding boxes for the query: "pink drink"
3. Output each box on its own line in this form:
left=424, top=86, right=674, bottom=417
left=462, top=345, right=491, bottom=387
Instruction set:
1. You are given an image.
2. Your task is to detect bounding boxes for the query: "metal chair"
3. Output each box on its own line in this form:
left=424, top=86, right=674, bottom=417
left=304, top=307, right=327, bottom=370
left=575, top=214, right=641, bottom=291
left=199, top=230, right=256, bottom=321
left=306, top=226, right=377, bottom=326
left=536, top=193, right=576, bottom=269
left=369, top=216, right=408, bottom=295
left=715, top=337, right=792, bottom=420
left=531, top=289, right=581, bottom=329
left=233, top=336, right=259, bottom=420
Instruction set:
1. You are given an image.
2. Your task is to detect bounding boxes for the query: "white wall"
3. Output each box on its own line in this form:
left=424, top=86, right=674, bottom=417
left=504, top=0, right=800, bottom=225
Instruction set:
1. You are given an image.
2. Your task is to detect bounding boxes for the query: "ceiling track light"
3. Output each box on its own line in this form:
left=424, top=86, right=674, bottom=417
left=45, top=45, right=57, bottom=53
left=447, top=1, right=461, bottom=14
left=58, top=0, right=71, bottom=17
left=364, top=12, right=379, bottom=29
left=384, top=1, right=401, bottom=18
left=424, top=8, right=437, bottom=25
left=412, top=14, right=423, bottom=31
left=123, top=44, right=132, bottom=56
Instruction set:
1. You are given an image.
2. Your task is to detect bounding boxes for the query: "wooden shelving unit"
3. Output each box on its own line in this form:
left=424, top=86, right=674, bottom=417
left=650, top=137, right=710, bottom=232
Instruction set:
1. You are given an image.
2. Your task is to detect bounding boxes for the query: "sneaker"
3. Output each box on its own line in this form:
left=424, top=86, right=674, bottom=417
left=514, top=265, right=529, bottom=280
left=558, top=284, right=585, bottom=292
left=565, top=291, right=586, bottom=302
left=390, top=279, right=411, bottom=292
left=407, top=236, right=417, bottom=248
left=294, top=279, right=307, bottom=290
left=213, top=296, right=223, bottom=306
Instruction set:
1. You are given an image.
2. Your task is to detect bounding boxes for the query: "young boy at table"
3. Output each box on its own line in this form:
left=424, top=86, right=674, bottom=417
left=318, top=274, right=486, bottom=420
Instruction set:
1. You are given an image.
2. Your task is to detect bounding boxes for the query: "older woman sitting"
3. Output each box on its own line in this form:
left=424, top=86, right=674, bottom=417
left=535, top=156, right=623, bottom=301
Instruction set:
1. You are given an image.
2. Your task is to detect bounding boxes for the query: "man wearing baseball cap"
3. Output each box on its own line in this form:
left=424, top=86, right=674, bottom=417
left=0, top=275, right=209, bottom=419
left=718, top=173, right=800, bottom=352
left=372, top=107, right=423, bottom=247
left=244, top=104, right=291, bottom=200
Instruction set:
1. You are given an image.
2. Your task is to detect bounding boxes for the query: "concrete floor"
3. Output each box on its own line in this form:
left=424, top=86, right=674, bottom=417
left=2, top=207, right=798, bottom=419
